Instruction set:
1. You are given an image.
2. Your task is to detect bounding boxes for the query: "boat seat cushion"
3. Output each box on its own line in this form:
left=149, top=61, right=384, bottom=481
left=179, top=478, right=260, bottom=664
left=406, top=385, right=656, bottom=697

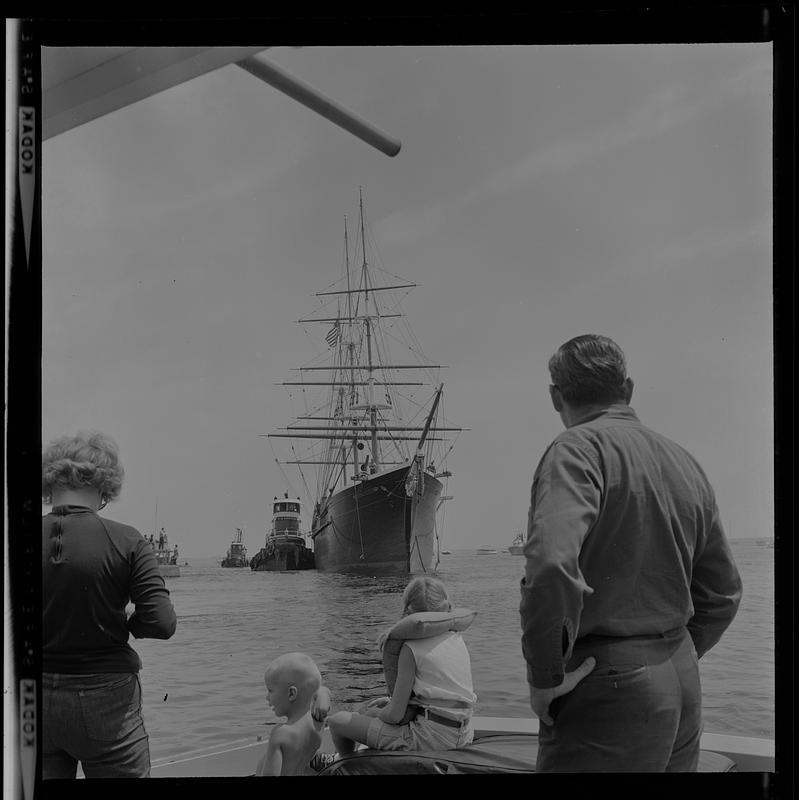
left=319, top=733, right=535, bottom=774
left=315, top=734, right=737, bottom=774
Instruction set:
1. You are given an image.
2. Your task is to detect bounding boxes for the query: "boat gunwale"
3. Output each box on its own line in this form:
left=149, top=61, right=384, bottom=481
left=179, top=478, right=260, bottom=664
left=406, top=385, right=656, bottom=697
left=149, top=715, right=775, bottom=776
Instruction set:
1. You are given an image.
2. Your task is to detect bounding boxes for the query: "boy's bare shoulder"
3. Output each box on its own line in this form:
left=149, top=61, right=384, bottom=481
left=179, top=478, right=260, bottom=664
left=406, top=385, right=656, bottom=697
left=272, top=715, right=321, bottom=744
left=269, top=722, right=289, bottom=741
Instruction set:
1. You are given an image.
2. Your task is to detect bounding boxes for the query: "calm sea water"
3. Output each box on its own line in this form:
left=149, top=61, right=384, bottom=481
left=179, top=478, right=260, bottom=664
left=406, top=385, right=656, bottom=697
left=133, top=538, right=774, bottom=761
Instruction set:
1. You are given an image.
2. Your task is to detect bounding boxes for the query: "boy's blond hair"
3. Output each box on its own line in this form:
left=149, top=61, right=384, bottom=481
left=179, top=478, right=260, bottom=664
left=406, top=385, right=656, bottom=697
left=266, top=652, right=321, bottom=700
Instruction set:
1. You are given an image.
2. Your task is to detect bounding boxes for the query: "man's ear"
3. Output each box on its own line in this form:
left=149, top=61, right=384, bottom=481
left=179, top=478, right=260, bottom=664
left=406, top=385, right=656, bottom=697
left=623, top=377, right=634, bottom=403
left=288, top=685, right=298, bottom=701
left=549, top=384, right=564, bottom=412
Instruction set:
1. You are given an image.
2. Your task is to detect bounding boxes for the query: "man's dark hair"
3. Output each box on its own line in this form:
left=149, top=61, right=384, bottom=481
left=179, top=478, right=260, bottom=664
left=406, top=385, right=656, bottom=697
left=548, top=335, right=628, bottom=406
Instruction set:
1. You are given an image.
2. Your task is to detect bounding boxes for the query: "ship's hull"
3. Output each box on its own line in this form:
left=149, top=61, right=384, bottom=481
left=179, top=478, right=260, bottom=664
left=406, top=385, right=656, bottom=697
left=508, top=545, right=524, bottom=555
left=221, top=556, right=249, bottom=568
left=312, top=466, right=443, bottom=574
left=250, top=537, right=314, bottom=572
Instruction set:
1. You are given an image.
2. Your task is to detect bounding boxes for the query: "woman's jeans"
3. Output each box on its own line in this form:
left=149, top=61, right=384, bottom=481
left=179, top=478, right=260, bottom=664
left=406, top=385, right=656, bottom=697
left=42, top=672, right=150, bottom=778
left=536, top=626, right=702, bottom=772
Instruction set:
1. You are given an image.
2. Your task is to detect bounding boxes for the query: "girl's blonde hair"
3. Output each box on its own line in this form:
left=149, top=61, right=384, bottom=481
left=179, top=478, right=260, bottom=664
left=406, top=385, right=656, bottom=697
left=42, top=430, right=124, bottom=504
left=401, top=576, right=452, bottom=616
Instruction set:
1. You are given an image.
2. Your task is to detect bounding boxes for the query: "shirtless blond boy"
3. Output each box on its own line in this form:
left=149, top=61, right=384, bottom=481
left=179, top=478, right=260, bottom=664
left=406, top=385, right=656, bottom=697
left=256, top=652, right=331, bottom=776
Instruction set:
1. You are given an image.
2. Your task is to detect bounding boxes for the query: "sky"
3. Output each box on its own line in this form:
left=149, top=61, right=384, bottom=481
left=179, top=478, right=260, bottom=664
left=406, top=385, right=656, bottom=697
left=40, top=43, right=773, bottom=558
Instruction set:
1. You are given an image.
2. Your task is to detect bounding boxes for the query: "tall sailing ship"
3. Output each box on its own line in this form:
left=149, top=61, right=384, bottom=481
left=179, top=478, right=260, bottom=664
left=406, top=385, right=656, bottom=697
left=266, top=191, right=462, bottom=574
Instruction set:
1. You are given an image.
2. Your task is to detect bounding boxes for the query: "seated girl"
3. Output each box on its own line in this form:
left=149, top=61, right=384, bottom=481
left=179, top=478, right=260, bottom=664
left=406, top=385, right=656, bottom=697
left=326, top=576, right=477, bottom=755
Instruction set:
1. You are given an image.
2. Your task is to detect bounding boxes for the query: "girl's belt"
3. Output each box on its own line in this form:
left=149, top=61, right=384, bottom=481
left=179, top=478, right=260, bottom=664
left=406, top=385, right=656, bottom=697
left=411, top=706, right=467, bottom=729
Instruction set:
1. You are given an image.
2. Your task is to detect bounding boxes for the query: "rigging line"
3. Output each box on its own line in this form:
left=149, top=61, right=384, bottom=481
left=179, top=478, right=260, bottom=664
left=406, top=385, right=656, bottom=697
left=432, top=512, right=441, bottom=572
left=287, top=441, right=313, bottom=507
left=402, top=319, right=435, bottom=372
left=437, top=434, right=460, bottom=466
left=360, top=211, right=412, bottom=288
left=357, top=212, right=437, bottom=384
left=386, top=387, right=427, bottom=423
left=404, top=490, right=424, bottom=571
left=269, top=439, right=293, bottom=497
left=352, top=481, right=366, bottom=561
left=322, top=440, right=348, bottom=502
left=383, top=293, right=436, bottom=370
left=411, top=533, right=426, bottom=573
left=437, top=397, right=461, bottom=450
left=269, top=439, right=296, bottom=496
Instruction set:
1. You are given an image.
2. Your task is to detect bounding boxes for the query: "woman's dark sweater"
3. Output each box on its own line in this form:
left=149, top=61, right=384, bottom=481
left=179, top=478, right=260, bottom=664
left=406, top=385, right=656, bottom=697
left=42, top=505, right=177, bottom=673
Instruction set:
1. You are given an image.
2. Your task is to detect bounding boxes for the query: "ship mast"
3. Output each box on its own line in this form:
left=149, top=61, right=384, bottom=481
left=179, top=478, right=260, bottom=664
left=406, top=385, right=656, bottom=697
left=344, top=217, right=357, bottom=483
left=267, top=192, right=464, bottom=493
left=359, top=188, right=381, bottom=472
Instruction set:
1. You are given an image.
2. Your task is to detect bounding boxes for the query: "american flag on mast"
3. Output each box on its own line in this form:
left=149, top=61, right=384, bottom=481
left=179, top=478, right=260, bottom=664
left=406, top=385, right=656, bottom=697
left=325, top=324, right=340, bottom=349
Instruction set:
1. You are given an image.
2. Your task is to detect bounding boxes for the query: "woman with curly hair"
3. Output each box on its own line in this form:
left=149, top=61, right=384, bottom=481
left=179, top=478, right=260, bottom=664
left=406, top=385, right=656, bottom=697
left=41, top=430, right=177, bottom=779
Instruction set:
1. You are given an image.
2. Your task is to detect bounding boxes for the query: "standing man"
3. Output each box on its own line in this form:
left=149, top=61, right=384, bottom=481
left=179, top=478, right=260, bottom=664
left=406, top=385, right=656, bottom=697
left=519, top=335, right=742, bottom=772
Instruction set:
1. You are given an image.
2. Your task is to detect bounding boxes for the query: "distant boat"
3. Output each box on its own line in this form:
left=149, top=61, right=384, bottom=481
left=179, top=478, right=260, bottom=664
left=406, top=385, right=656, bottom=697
left=441, top=550, right=452, bottom=555
left=266, top=191, right=462, bottom=574
left=221, top=527, right=249, bottom=568
left=250, top=493, right=315, bottom=572
left=756, top=538, right=774, bottom=548
left=508, top=531, right=525, bottom=556
left=148, top=527, right=180, bottom=577
left=476, top=545, right=499, bottom=555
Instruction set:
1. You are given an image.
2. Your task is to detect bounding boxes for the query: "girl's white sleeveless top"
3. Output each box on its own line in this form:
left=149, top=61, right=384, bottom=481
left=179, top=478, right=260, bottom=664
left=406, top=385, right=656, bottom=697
left=404, top=632, right=477, bottom=718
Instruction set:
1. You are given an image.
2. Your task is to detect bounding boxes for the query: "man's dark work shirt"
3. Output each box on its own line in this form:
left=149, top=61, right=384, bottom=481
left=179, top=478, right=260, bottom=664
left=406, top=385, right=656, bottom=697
left=43, top=505, right=177, bottom=673
left=520, top=405, right=742, bottom=689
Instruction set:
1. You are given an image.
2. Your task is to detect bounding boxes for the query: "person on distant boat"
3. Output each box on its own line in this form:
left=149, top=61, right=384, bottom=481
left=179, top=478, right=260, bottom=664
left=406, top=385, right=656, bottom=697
left=255, top=653, right=332, bottom=776
left=325, top=576, right=476, bottom=759
left=41, top=431, right=177, bottom=778
left=519, top=335, right=742, bottom=772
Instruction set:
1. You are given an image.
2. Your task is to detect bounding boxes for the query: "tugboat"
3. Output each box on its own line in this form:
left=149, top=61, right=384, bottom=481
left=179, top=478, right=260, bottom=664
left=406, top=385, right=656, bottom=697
left=221, top=527, right=249, bottom=568
left=148, top=527, right=181, bottom=577
left=250, top=493, right=315, bottom=571
left=508, top=531, right=525, bottom=555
